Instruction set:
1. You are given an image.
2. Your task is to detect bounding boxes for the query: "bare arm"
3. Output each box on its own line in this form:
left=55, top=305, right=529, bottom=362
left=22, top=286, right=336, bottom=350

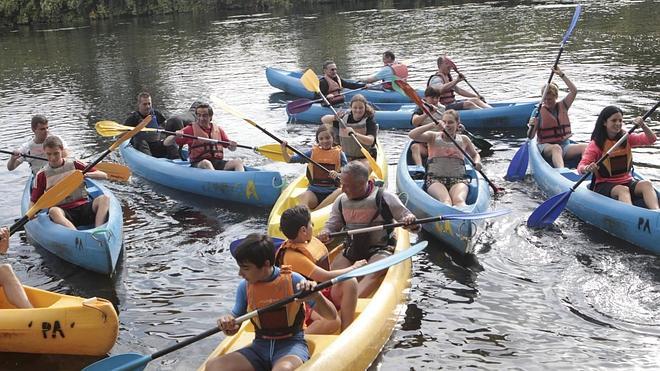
left=408, top=122, right=439, bottom=143
left=85, top=170, right=108, bottom=180
left=554, top=66, right=577, bottom=108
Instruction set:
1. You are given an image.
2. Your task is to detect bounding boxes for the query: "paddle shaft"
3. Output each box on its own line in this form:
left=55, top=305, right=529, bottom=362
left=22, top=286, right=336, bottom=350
left=452, top=67, right=486, bottom=103
left=0, top=149, right=45, bottom=161
left=329, top=215, right=451, bottom=238
left=288, top=85, right=372, bottom=112
left=401, top=80, right=502, bottom=193
left=155, top=128, right=259, bottom=151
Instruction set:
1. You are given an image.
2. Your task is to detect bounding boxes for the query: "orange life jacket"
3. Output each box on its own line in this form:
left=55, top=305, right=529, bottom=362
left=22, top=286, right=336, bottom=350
left=323, top=76, right=344, bottom=105
left=275, top=237, right=330, bottom=272
left=537, top=102, right=572, bottom=144
left=246, top=266, right=305, bottom=339
left=188, top=122, right=224, bottom=162
left=307, top=145, right=342, bottom=187
left=427, top=73, right=456, bottom=105
left=598, top=137, right=633, bottom=178
left=382, top=62, right=409, bottom=89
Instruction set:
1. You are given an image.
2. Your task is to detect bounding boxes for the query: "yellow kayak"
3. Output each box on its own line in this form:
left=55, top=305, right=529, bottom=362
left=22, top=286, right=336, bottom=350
left=0, top=285, right=119, bottom=355
left=267, top=142, right=388, bottom=239
left=199, top=228, right=411, bottom=370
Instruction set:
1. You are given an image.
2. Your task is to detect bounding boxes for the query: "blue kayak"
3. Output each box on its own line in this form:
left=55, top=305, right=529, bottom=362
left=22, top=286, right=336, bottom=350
left=266, top=67, right=423, bottom=103
left=395, top=141, right=491, bottom=254
left=289, top=101, right=537, bottom=130
left=119, top=142, right=283, bottom=207
left=528, top=137, right=660, bottom=255
left=20, top=177, right=124, bottom=275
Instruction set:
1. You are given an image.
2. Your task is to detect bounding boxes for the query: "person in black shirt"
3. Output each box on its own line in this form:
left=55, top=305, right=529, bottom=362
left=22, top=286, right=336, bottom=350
left=124, top=92, right=179, bottom=159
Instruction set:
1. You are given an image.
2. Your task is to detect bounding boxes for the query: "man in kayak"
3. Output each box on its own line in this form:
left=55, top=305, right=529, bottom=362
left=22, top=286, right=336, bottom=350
left=357, top=50, right=409, bottom=90
left=318, top=161, right=420, bottom=297
left=164, top=103, right=245, bottom=171
left=6, top=115, right=69, bottom=177
left=124, top=92, right=179, bottom=159
left=428, top=56, right=490, bottom=110
left=30, top=136, right=110, bottom=230
left=277, top=205, right=366, bottom=333
left=318, top=60, right=366, bottom=106
left=0, top=227, right=33, bottom=308
left=206, top=234, right=336, bottom=371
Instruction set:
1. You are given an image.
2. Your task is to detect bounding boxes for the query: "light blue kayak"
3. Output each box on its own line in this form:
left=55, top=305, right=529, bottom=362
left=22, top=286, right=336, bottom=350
left=528, top=137, right=660, bottom=255
left=20, top=177, right=123, bottom=275
left=119, top=142, right=283, bottom=207
left=395, top=141, right=491, bottom=254
left=266, top=67, right=423, bottom=103
left=289, top=101, right=537, bottom=130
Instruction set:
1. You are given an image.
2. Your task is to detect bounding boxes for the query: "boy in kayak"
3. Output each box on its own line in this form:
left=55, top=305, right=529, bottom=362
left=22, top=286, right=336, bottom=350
left=357, top=50, right=409, bottom=90
left=6, top=115, right=69, bottom=177
left=207, top=234, right=336, bottom=371
left=0, top=227, right=33, bottom=308
left=428, top=56, right=490, bottom=110
left=277, top=205, right=366, bottom=333
left=164, top=103, right=245, bottom=171
left=30, top=136, right=110, bottom=230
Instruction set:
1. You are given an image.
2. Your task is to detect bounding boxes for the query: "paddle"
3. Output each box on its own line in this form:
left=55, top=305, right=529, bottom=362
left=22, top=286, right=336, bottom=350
left=505, top=5, right=582, bottom=181
left=210, top=97, right=339, bottom=179
left=527, top=102, right=660, bottom=228
left=7, top=115, right=151, bottom=236
left=300, top=69, right=384, bottom=180
left=286, top=84, right=383, bottom=115
left=94, top=121, right=290, bottom=162
left=0, top=150, right=131, bottom=181
left=419, top=101, right=494, bottom=151
left=82, top=240, right=427, bottom=371
left=445, top=58, right=486, bottom=103
left=328, top=209, right=511, bottom=238
left=393, top=78, right=503, bottom=194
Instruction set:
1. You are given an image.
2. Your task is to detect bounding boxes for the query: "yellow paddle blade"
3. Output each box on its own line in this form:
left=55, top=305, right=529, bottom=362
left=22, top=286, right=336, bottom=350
left=26, top=170, right=84, bottom=219
left=301, top=69, right=321, bottom=93
left=95, top=162, right=131, bottom=182
left=362, top=147, right=383, bottom=180
left=211, top=96, right=259, bottom=127
left=256, top=143, right=293, bottom=162
left=95, top=120, right=157, bottom=137
left=109, top=115, right=152, bottom=151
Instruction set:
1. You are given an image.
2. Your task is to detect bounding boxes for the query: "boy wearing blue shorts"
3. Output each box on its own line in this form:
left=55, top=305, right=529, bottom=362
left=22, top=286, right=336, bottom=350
left=206, top=234, right=336, bottom=371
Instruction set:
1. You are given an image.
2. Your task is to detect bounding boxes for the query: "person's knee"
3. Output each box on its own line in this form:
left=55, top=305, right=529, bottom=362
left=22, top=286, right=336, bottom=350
left=0, top=263, right=13, bottom=277
left=48, top=207, right=64, bottom=218
left=204, top=356, right=222, bottom=371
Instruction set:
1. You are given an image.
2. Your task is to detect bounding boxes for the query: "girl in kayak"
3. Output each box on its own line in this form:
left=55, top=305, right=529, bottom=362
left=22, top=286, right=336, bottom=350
left=281, top=125, right=347, bottom=210
left=578, top=106, right=658, bottom=209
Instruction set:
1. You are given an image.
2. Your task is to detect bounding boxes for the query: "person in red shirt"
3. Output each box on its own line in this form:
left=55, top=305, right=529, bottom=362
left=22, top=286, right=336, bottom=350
left=30, top=136, right=109, bottom=230
left=163, top=103, right=244, bottom=171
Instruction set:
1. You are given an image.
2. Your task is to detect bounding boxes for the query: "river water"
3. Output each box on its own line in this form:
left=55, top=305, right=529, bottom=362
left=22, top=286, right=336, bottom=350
left=1, top=1, right=659, bottom=369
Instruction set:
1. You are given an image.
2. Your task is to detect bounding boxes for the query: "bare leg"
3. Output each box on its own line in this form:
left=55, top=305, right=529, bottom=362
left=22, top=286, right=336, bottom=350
left=410, top=143, right=427, bottom=166
left=449, top=183, right=469, bottom=207
left=356, top=253, right=388, bottom=298
left=0, top=264, right=32, bottom=308
left=205, top=351, right=254, bottom=371
left=224, top=159, right=245, bottom=172
left=92, top=196, right=110, bottom=227
left=634, top=180, right=659, bottom=210
left=542, top=144, right=564, bottom=168
left=297, top=191, right=320, bottom=210
left=333, top=278, right=359, bottom=330
left=611, top=184, right=633, bottom=205
left=314, top=188, right=342, bottom=210
left=564, top=143, right=587, bottom=163
left=305, top=309, right=340, bottom=334
left=273, top=355, right=304, bottom=371
left=427, top=182, right=452, bottom=205
left=196, top=160, right=214, bottom=170
left=48, top=207, right=76, bottom=230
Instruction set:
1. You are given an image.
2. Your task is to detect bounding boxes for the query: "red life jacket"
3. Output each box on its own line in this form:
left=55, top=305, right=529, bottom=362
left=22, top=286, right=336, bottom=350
left=323, top=76, right=345, bottom=105
left=275, top=237, right=330, bottom=272
left=188, top=123, right=224, bottom=163
left=427, top=73, right=455, bottom=105
left=307, top=145, right=342, bottom=187
left=382, top=62, right=409, bottom=90
left=537, top=102, right=572, bottom=144
left=598, top=137, right=633, bottom=178
left=246, top=266, right=305, bottom=340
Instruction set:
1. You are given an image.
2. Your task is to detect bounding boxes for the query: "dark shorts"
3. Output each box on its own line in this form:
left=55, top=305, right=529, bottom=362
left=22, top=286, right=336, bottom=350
left=594, top=179, right=639, bottom=198
left=426, top=175, right=469, bottom=190
left=311, top=189, right=333, bottom=204
left=343, top=243, right=394, bottom=262
left=237, top=334, right=309, bottom=371
left=445, top=101, right=465, bottom=110
left=63, top=202, right=95, bottom=227
left=191, top=158, right=227, bottom=170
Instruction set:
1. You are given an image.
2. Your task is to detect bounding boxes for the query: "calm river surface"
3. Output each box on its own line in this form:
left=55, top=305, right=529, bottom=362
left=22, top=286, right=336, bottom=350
left=1, top=1, right=659, bottom=369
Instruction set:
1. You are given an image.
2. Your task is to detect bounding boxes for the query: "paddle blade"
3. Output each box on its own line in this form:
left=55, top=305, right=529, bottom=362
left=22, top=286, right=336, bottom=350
left=441, top=208, right=511, bottom=221
left=341, top=241, right=427, bottom=280
left=109, top=115, right=153, bottom=151
left=562, top=5, right=582, bottom=45
left=393, top=79, right=424, bottom=107
left=286, top=98, right=315, bottom=115
left=527, top=191, right=571, bottom=228
left=95, top=162, right=131, bottom=181
left=301, top=69, right=321, bottom=93
left=256, top=143, right=293, bottom=162
left=29, top=170, right=84, bottom=219
left=505, top=141, right=529, bottom=181
left=82, top=353, right=149, bottom=371
left=95, top=121, right=157, bottom=137
left=361, top=146, right=383, bottom=180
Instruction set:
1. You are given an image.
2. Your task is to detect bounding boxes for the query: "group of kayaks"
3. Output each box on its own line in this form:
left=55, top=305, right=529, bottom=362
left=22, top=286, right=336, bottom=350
left=6, top=64, right=657, bottom=368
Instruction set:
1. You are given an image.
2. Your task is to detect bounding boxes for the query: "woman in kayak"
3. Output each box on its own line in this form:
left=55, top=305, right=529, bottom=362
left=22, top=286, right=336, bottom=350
left=578, top=106, right=658, bottom=209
